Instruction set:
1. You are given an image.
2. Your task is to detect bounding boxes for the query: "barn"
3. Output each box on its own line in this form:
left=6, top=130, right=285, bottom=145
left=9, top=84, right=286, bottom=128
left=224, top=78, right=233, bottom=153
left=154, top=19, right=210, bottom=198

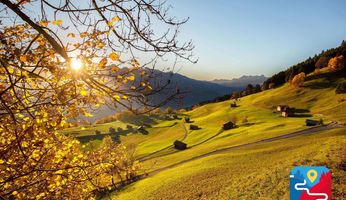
left=223, top=121, right=235, bottom=130
left=190, top=124, right=199, bottom=130
left=306, top=119, right=320, bottom=126
left=174, top=140, right=187, bottom=150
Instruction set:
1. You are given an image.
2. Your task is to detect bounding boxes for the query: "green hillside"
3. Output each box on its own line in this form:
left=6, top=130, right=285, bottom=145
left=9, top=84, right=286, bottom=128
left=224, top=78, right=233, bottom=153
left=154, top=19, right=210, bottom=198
left=63, top=70, right=346, bottom=199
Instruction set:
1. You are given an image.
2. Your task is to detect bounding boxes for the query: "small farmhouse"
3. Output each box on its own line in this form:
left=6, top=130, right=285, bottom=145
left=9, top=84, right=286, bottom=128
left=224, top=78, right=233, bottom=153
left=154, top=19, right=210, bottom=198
left=281, top=110, right=294, bottom=117
left=190, top=124, right=199, bottom=130
left=137, top=126, right=148, bottom=134
left=184, top=117, right=191, bottom=123
left=306, top=119, right=320, bottom=126
left=277, top=105, right=289, bottom=112
left=143, top=123, right=152, bottom=128
left=174, top=140, right=187, bottom=150
left=223, top=121, right=235, bottom=130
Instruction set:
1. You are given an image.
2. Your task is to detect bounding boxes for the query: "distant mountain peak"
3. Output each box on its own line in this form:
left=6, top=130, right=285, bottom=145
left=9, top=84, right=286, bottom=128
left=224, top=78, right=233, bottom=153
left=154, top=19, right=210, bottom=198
left=211, top=75, right=267, bottom=88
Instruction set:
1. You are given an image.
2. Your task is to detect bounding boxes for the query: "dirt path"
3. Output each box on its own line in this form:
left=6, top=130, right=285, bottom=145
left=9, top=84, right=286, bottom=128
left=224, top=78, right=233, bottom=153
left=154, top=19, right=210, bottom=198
left=147, top=122, right=345, bottom=176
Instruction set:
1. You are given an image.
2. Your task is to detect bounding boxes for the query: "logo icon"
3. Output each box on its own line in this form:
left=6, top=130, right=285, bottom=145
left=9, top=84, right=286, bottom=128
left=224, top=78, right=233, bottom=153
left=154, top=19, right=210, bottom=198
left=290, top=166, right=331, bottom=200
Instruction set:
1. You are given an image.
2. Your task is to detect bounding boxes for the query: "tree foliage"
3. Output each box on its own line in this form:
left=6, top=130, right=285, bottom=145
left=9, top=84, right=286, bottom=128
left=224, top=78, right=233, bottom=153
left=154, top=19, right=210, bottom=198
left=263, top=41, right=346, bottom=90
left=0, top=0, right=194, bottom=198
left=290, top=72, right=306, bottom=87
left=328, top=55, right=345, bottom=72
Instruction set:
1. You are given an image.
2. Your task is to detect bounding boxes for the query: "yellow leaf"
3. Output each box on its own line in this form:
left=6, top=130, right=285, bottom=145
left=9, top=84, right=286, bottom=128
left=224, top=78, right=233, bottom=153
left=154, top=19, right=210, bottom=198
left=8, top=68, right=14, bottom=74
left=67, top=33, right=75, bottom=38
left=111, top=65, right=119, bottom=72
left=80, top=90, right=87, bottom=96
left=84, top=112, right=93, bottom=117
left=39, top=20, right=49, bottom=27
left=97, top=42, right=105, bottom=48
left=109, top=52, right=119, bottom=61
left=20, top=55, right=27, bottom=62
left=107, top=21, right=113, bottom=27
left=98, top=58, right=107, bottom=69
left=127, top=75, right=135, bottom=81
left=52, top=20, right=63, bottom=25
left=112, top=16, right=121, bottom=23
left=122, top=95, right=128, bottom=100
left=80, top=32, right=87, bottom=38
left=113, top=95, right=121, bottom=101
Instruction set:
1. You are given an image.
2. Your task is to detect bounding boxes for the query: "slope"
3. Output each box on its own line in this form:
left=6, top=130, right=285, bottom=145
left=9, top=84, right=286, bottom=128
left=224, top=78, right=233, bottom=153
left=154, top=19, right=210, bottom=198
left=107, top=70, right=346, bottom=199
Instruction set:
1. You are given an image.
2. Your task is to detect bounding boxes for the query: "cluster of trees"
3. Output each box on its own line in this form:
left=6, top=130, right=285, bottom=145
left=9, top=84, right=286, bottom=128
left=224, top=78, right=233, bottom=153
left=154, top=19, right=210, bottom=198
left=95, top=110, right=134, bottom=124
left=186, top=83, right=262, bottom=109
left=231, top=84, right=262, bottom=99
left=188, top=41, right=346, bottom=110
left=262, top=41, right=346, bottom=90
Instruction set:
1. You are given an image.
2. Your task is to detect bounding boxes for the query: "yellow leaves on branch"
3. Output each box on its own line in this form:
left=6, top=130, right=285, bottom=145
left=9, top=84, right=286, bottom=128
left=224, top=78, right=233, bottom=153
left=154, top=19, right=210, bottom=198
left=107, top=16, right=121, bottom=27
left=97, top=42, right=105, bottom=49
left=109, top=52, right=119, bottom=61
left=127, top=75, right=135, bottom=81
left=98, top=58, right=108, bottom=69
left=80, top=90, right=87, bottom=96
left=84, top=112, right=93, bottom=117
left=111, top=65, right=119, bottom=72
left=80, top=32, right=87, bottom=38
left=52, top=20, right=63, bottom=26
left=112, top=16, right=121, bottom=23
left=67, top=33, right=75, bottom=38
left=39, top=20, right=49, bottom=27
left=113, top=95, right=121, bottom=101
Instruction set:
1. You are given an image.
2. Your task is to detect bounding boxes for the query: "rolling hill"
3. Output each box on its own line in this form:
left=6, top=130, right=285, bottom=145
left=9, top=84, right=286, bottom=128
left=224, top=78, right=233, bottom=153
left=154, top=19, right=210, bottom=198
left=63, top=67, right=346, bottom=199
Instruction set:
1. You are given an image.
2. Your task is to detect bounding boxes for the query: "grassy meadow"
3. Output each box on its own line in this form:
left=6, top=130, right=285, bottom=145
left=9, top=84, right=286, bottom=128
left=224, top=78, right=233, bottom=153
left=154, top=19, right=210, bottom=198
left=62, top=70, right=346, bottom=199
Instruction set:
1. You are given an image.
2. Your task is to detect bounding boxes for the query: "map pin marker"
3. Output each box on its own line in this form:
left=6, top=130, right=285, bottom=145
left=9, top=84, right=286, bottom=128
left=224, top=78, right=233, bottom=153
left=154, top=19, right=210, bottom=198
left=307, top=169, right=318, bottom=183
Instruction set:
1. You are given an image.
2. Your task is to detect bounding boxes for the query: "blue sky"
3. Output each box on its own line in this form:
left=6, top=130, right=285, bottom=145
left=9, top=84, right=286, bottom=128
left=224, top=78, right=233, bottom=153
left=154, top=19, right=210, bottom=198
left=166, top=0, right=346, bottom=80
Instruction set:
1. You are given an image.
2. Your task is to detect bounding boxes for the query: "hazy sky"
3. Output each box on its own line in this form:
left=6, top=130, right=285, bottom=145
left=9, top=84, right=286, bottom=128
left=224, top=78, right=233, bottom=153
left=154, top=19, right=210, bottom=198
left=166, top=0, right=346, bottom=80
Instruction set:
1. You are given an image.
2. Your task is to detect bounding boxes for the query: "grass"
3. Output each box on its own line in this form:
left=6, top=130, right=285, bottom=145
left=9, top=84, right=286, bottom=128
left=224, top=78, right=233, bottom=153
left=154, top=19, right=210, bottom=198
left=62, top=70, right=346, bottom=199
left=61, top=121, right=129, bottom=136
left=111, top=128, right=346, bottom=200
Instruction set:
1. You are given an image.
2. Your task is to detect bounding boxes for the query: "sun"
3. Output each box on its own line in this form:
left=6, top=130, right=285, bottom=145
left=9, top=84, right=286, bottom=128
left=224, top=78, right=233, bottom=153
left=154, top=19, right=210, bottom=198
left=70, top=58, right=83, bottom=71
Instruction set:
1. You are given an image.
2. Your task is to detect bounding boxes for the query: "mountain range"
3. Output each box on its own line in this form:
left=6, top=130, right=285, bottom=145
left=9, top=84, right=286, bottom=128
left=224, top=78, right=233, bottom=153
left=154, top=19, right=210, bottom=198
left=86, top=71, right=266, bottom=122
left=211, top=75, right=267, bottom=87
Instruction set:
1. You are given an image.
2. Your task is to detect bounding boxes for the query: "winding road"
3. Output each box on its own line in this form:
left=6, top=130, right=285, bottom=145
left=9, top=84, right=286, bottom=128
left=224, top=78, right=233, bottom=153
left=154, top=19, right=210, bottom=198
left=146, top=122, right=345, bottom=176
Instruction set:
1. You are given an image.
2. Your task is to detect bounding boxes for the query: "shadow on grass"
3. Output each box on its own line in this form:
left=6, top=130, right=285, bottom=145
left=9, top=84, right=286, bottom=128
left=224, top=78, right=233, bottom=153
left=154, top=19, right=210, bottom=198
left=292, top=114, right=313, bottom=118
left=294, top=108, right=310, bottom=113
left=304, top=70, right=346, bottom=89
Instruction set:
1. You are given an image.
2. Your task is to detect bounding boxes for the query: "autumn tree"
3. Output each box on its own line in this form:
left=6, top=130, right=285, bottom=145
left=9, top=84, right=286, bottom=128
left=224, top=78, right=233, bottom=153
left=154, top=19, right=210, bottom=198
left=327, top=55, right=345, bottom=71
left=290, top=72, right=306, bottom=87
left=0, top=0, right=194, bottom=199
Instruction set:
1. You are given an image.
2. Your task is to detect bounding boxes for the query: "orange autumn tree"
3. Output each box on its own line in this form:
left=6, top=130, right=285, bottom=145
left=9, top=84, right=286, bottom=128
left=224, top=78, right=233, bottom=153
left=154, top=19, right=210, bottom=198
left=290, top=72, right=306, bottom=87
left=0, top=0, right=194, bottom=199
left=327, top=55, right=345, bottom=71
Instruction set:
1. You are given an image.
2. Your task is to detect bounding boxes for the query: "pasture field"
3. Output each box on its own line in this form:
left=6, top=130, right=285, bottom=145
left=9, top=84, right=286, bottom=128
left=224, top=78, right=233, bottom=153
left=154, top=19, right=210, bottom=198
left=62, top=70, right=346, bottom=199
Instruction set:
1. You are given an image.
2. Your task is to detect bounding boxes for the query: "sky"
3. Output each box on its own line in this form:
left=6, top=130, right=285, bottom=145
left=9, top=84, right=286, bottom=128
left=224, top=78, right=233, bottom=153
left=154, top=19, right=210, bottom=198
left=165, top=0, right=346, bottom=80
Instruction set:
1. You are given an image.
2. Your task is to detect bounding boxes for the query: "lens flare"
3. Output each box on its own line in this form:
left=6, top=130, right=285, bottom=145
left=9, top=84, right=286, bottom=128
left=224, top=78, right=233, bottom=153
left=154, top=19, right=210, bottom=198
left=70, top=58, right=83, bottom=71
